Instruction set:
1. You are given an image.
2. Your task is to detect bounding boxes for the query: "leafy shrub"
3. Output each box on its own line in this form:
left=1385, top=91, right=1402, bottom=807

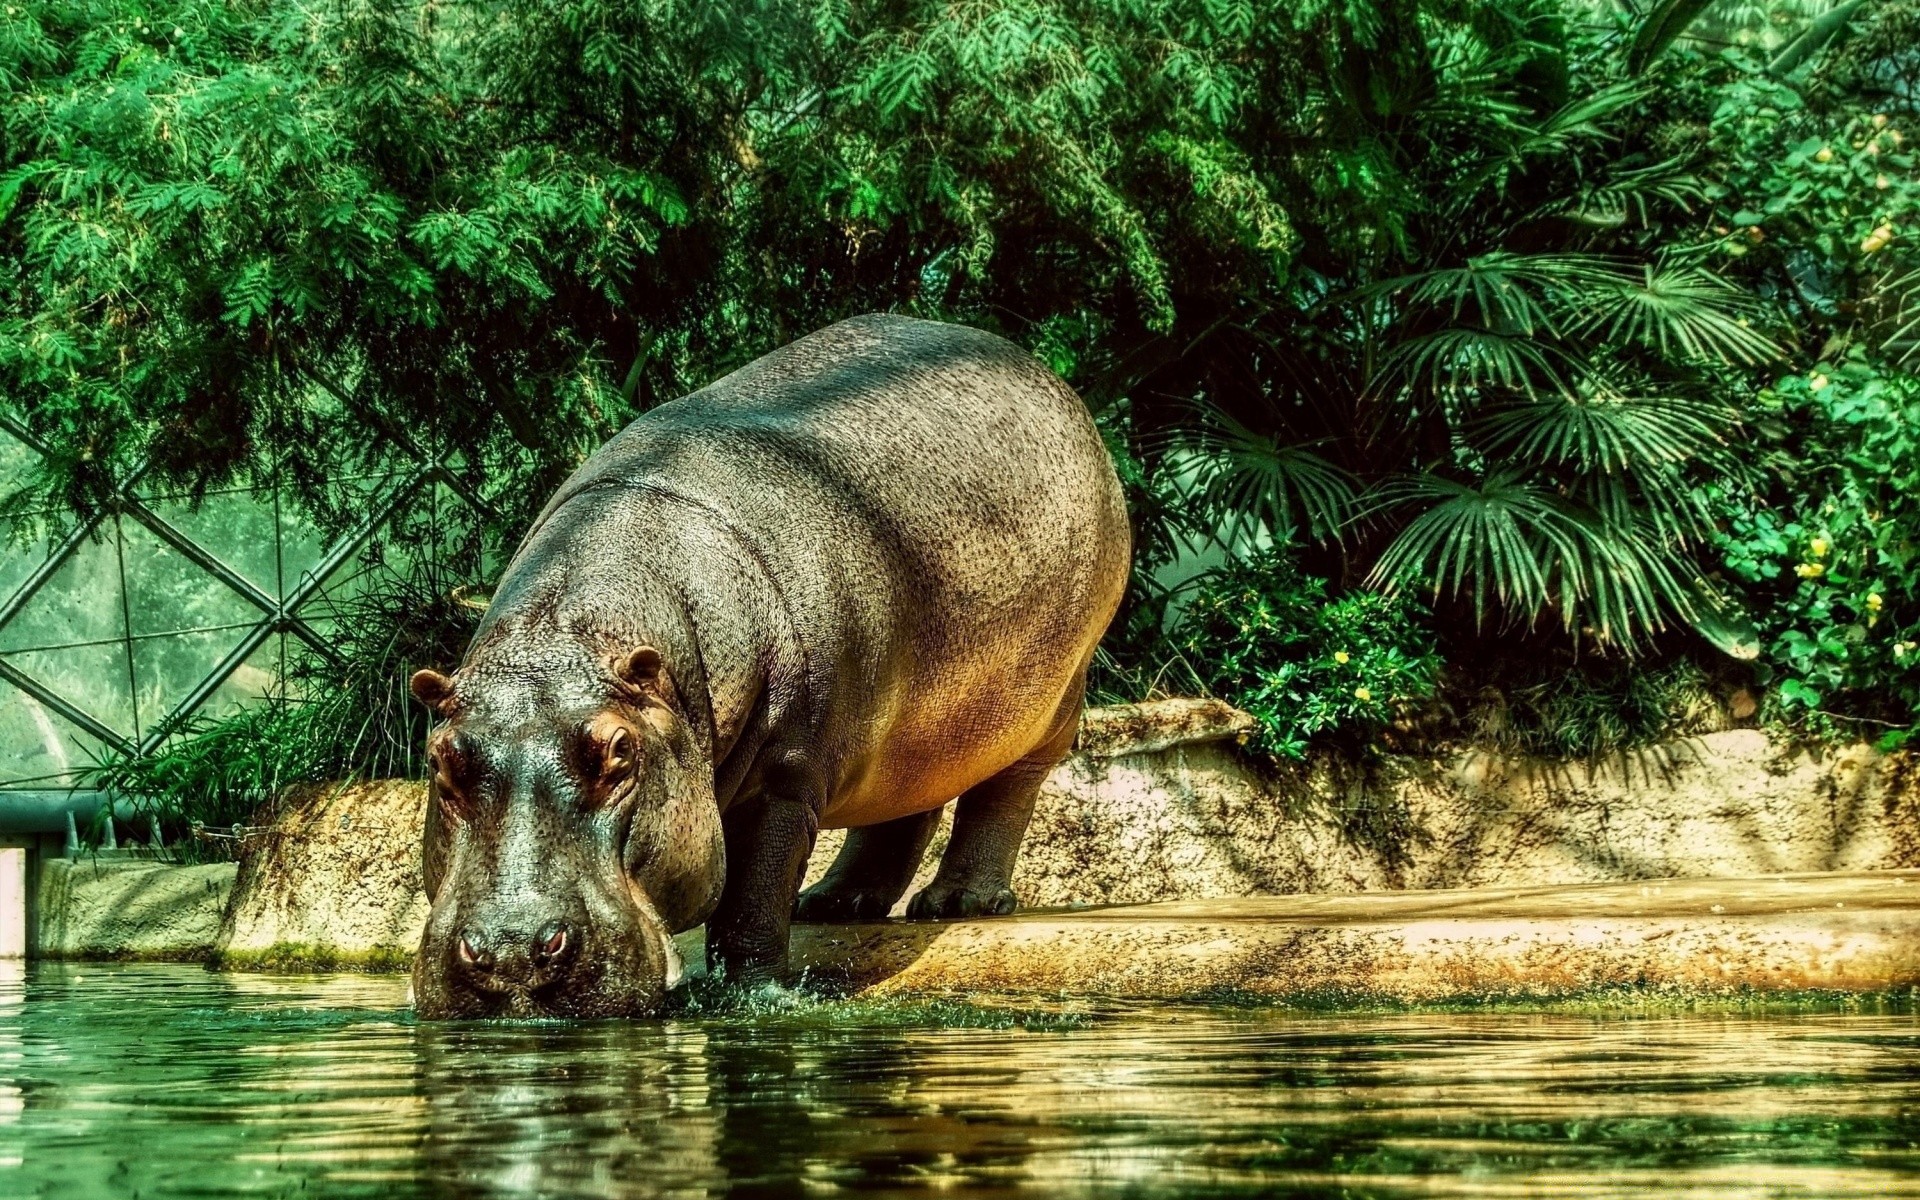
left=1708, top=359, right=1920, bottom=733
left=1162, top=551, right=1440, bottom=760
left=8, top=0, right=1915, bottom=790
left=1439, top=657, right=1727, bottom=762
left=1697, top=8, right=1920, bottom=739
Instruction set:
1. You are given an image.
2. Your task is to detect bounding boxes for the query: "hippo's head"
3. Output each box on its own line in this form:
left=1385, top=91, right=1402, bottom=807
left=407, top=646, right=723, bottom=1019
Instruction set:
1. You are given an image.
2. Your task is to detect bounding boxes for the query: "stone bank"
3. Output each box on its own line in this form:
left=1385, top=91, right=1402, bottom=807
left=24, top=700, right=1920, bottom=1003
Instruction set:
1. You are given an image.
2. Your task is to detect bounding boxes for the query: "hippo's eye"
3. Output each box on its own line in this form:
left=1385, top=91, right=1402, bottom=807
left=604, top=727, right=635, bottom=777
left=577, top=716, right=641, bottom=798
left=429, top=741, right=477, bottom=819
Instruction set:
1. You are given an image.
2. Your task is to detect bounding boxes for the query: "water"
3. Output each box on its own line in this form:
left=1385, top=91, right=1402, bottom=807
left=0, top=964, right=1915, bottom=1198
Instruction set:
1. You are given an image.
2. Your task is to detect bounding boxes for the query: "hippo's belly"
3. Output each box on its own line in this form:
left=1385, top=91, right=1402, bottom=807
left=815, top=702, right=1050, bottom=828
left=814, top=615, right=1099, bottom=829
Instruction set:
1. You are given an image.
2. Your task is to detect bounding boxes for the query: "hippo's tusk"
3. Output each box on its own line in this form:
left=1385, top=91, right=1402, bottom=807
left=626, top=879, right=687, bottom=991
left=661, top=932, right=686, bottom=991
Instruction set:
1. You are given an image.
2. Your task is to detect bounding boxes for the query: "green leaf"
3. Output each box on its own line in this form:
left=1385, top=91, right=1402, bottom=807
left=1625, top=0, right=1716, bottom=76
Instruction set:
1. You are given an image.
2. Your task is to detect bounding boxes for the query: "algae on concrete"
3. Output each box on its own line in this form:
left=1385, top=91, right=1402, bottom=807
left=213, top=778, right=429, bottom=971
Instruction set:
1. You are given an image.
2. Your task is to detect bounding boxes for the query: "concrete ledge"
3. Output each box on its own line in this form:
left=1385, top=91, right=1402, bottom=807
left=31, top=856, right=1920, bottom=1002
left=770, top=871, right=1920, bottom=1002
left=35, top=858, right=236, bottom=961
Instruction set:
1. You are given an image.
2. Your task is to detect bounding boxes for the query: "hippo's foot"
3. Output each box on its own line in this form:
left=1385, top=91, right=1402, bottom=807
left=793, top=887, right=896, bottom=923
left=733, top=977, right=809, bottom=1012
left=905, top=882, right=1018, bottom=920
left=680, top=972, right=812, bottom=1015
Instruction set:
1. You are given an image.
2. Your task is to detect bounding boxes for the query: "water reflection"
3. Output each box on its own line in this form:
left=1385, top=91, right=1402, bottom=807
left=0, top=964, right=1913, bottom=1198
left=410, top=1022, right=719, bottom=1198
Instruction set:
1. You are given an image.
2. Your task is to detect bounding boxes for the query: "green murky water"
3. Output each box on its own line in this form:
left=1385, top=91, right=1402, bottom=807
left=0, top=964, right=1916, bottom=1198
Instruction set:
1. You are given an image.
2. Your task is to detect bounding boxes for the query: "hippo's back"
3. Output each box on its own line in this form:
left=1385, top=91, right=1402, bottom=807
left=545, top=315, right=1130, bottom=824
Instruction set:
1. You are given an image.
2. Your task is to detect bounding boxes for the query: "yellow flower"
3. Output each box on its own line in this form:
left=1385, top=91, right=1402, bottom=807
left=1815, top=146, right=1835, bottom=163
left=1333, top=651, right=1350, bottom=664
left=1353, top=686, right=1373, bottom=702
left=1863, top=224, right=1895, bottom=254
left=1810, top=536, right=1830, bottom=557
left=1876, top=113, right=1891, bottom=129
left=1868, top=593, right=1884, bottom=612
left=1878, top=174, right=1893, bottom=191
left=1810, top=372, right=1830, bottom=391
left=1796, top=562, right=1826, bottom=579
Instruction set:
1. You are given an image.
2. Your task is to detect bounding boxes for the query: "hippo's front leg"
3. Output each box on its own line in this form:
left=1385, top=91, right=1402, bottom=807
left=706, top=754, right=821, bottom=985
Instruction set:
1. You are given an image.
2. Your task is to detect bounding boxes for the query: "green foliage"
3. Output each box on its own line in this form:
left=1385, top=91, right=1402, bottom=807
left=1159, top=16, right=1779, bottom=652
left=1708, top=361, right=1920, bottom=729
left=1444, top=657, right=1725, bottom=761
left=6, top=0, right=1920, bottom=797
left=1, top=0, right=1780, bottom=643
left=0, top=0, right=723, bottom=542
left=1694, top=2, right=1920, bottom=737
left=1158, top=550, right=1441, bottom=760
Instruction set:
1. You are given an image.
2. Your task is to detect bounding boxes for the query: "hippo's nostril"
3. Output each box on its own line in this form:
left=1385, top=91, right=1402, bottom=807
left=457, top=934, right=493, bottom=971
left=533, top=922, right=571, bottom=968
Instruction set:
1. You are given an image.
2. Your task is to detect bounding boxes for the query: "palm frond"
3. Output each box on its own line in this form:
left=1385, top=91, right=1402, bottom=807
left=1626, top=0, right=1716, bottom=75
left=1572, top=471, right=1715, bottom=549
left=1560, top=523, right=1699, bottom=645
left=1876, top=267, right=1920, bottom=366
left=1361, top=251, right=1620, bottom=335
left=1474, top=390, right=1732, bottom=473
left=1183, top=406, right=1358, bottom=544
left=1574, top=264, right=1781, bottom=364
left=1376, top=327, right=1570, bottom=398
left=1767, top=0, right=1871, bottom=78
left=1540, top=157, right=1705, bottom=230
left=1447, top=82, right=1650, bottom=207
left=1366, top=471, right=1705, bottom=647
left=1365, top=472, right=1587, bottom=628
left=1521, top=81, right=1651, bottom=152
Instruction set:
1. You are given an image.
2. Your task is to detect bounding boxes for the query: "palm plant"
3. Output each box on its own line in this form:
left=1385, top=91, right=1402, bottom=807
left=1165, top=3, right=1779, bottom=653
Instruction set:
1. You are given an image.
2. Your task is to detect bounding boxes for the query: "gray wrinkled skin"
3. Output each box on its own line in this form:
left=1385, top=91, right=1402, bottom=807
left=410, top=314, right=1131, bottom=1018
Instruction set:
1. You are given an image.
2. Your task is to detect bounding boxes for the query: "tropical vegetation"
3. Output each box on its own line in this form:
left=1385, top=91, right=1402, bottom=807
left=1, top=0, right=1916, bottom=824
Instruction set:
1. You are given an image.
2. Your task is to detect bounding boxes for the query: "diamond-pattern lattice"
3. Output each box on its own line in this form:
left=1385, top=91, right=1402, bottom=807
left=0, top=416, right=490, bottom=790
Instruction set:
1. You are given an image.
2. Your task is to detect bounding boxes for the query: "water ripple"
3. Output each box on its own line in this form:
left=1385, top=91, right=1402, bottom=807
left=0, top=963, right=1913, bottom=1197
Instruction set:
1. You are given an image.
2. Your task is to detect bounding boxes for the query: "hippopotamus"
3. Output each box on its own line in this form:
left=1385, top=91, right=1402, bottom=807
left=406, top=313, right=1130, bottom=1018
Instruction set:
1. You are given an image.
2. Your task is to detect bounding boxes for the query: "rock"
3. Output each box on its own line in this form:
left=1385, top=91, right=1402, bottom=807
left=211, top=780, right=428, bottom=971
left=1392, top=731, right=1920, bottom=888
left=177, top=700, right=1920, bottom=970
left=1074, top=697, right=1256, bottom=757
left=816, top=719, right=1920, bottom=910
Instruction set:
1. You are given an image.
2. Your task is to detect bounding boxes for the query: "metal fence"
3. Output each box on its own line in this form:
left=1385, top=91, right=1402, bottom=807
left=0, top=414, right=491, bottom=818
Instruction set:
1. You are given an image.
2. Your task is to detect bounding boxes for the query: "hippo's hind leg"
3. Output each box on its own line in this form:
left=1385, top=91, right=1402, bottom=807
left=794, top=810, right=941, bottom=923
left=906, top=678, right=1083, bottom=921
left=904, top=757, right=1047, bottom=919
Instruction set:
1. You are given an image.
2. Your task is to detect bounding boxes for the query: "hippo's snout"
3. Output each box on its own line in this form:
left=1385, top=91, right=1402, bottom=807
left=415, top=879, right=680, bottom=1020
left=453, top=917, right=576, bottom=991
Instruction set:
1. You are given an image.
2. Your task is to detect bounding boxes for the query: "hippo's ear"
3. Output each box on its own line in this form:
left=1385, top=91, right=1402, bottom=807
left=614, top=647, right=667, bottom=698
left=409, top=669, right=458, bottom=715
